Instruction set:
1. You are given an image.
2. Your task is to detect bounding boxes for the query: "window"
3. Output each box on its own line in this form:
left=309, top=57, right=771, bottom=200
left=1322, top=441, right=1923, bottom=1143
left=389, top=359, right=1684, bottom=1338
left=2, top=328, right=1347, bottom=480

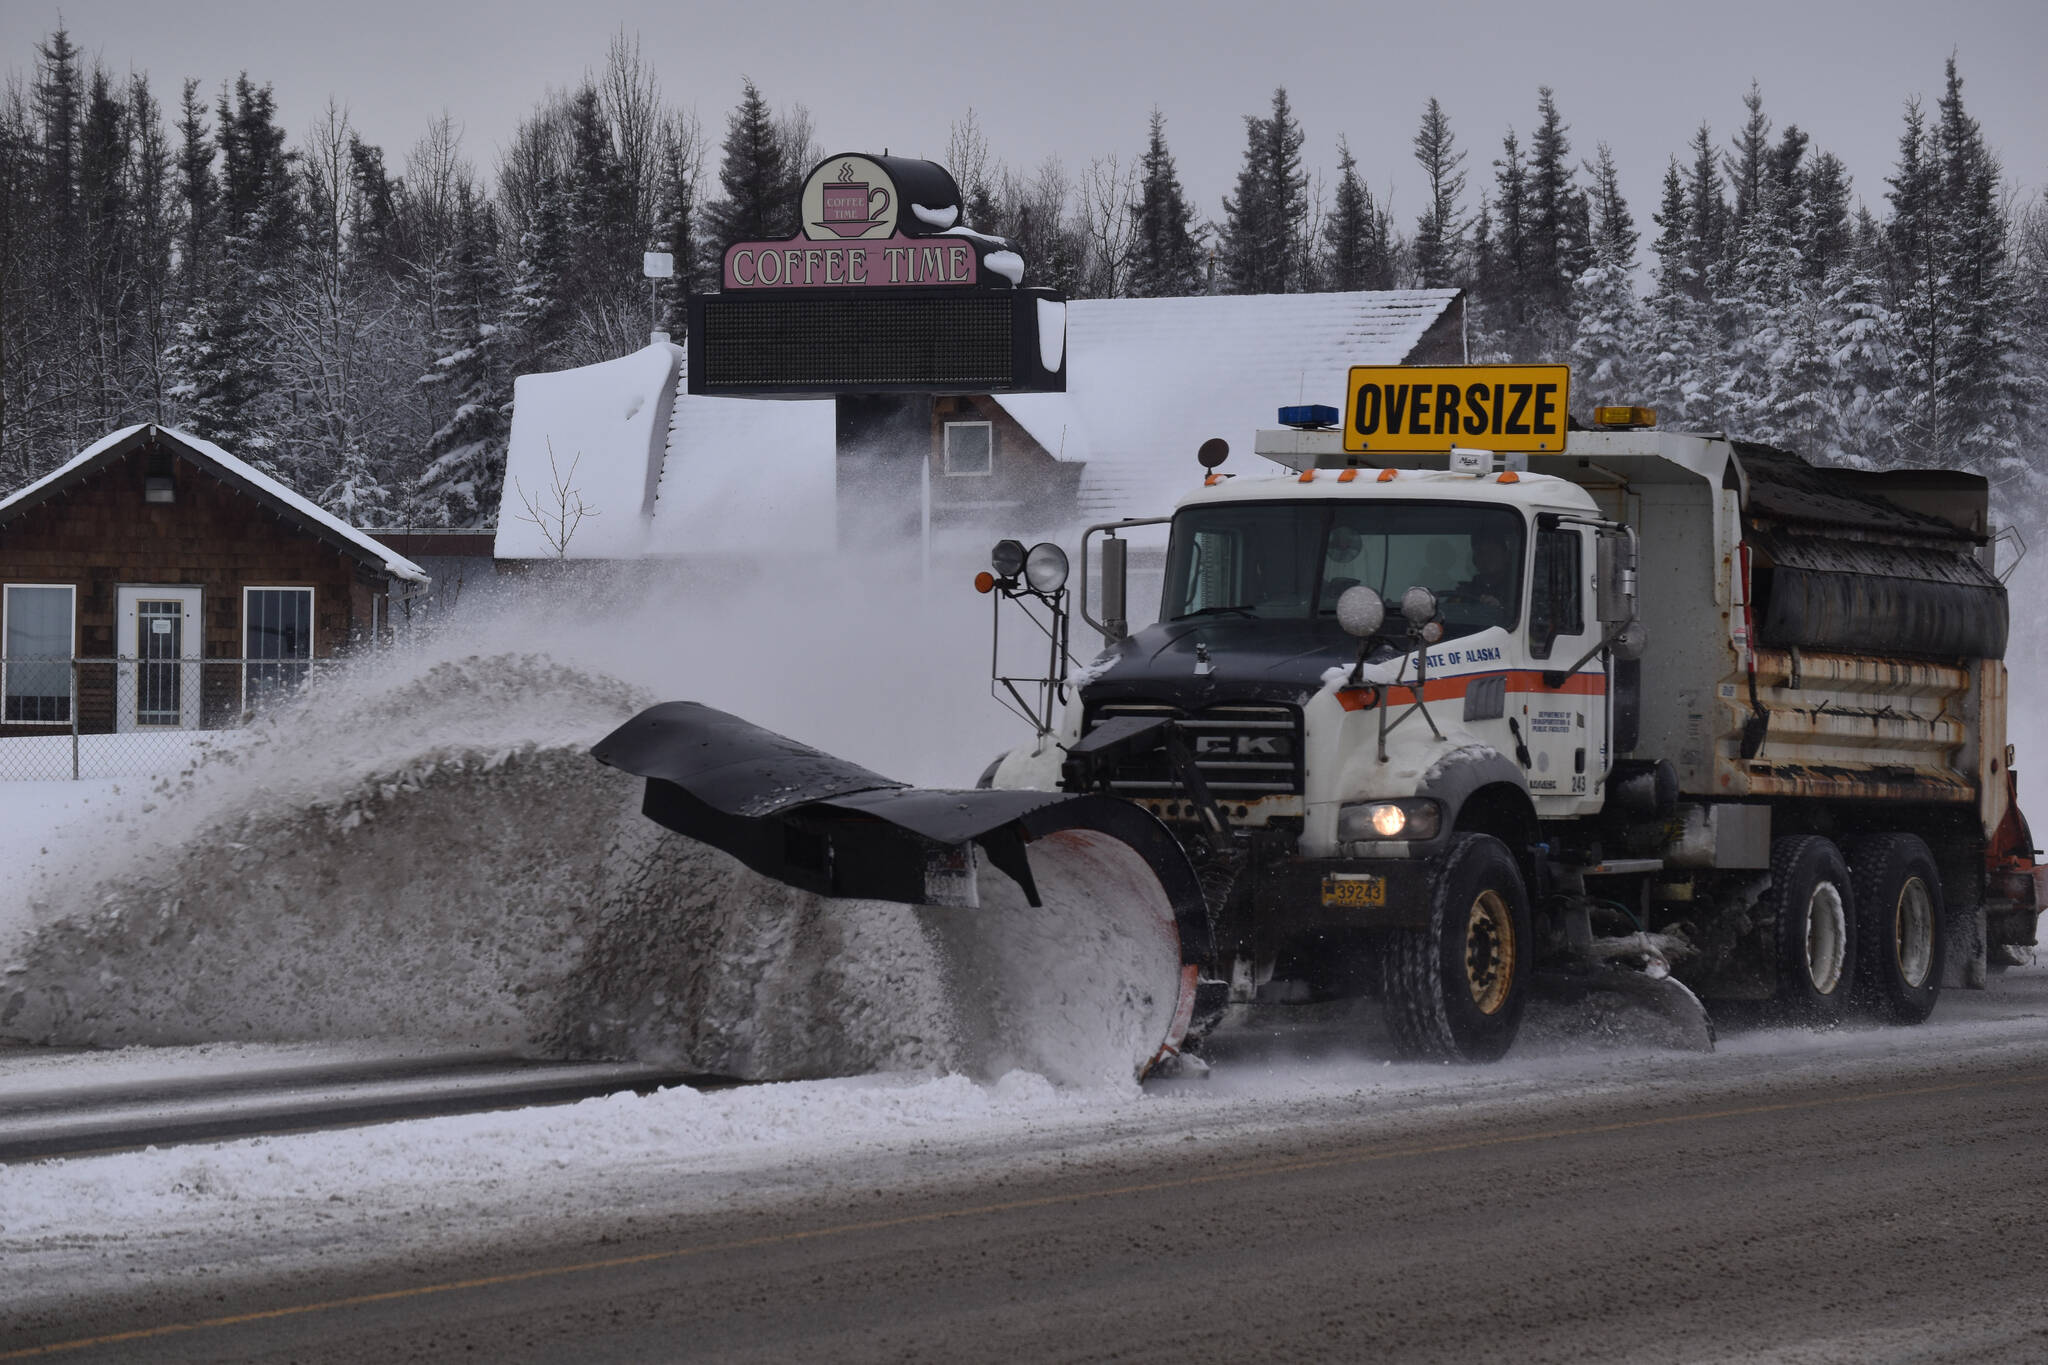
left=244, top=587, right=314, bottom=705
left=4, top=584, right=75, bottom=723
left=944, top=421, right=993, bottom=476
left=1528, top=529, right=1584, bottom=659
left=1161, top=501, right=1524, bottom=641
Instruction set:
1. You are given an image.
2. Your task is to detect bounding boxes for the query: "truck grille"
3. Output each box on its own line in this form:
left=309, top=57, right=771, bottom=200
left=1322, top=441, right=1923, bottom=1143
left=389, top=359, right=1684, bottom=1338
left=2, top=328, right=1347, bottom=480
left=1084, top=701, right=1304, bottom=798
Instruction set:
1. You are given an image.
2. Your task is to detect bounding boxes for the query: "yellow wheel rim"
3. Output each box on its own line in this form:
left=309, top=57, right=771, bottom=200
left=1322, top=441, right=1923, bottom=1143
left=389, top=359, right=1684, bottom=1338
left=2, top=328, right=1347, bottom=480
left=1465, top=889, right=1516, bottom=1015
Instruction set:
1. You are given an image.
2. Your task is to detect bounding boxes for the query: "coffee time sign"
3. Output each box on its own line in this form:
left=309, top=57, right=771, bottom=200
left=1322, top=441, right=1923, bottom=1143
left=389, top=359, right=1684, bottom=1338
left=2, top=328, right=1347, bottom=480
left=723, top=154, right=980, bottom=290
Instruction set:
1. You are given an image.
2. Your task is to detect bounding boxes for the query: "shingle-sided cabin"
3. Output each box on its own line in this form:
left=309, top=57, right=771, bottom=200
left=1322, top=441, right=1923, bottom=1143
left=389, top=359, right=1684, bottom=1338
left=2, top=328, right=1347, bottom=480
left=0, top=424, right=426, bottom=736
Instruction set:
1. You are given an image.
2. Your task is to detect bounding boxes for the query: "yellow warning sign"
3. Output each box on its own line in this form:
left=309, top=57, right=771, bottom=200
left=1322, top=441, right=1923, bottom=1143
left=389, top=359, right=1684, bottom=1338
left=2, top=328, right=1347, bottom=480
left=1344, top=365, right=1570, bottom=454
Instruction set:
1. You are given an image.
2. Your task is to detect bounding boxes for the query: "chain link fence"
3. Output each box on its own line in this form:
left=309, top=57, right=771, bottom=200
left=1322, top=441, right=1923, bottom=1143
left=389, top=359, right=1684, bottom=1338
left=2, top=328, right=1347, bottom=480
left=0, top=656, right=331, bottom=781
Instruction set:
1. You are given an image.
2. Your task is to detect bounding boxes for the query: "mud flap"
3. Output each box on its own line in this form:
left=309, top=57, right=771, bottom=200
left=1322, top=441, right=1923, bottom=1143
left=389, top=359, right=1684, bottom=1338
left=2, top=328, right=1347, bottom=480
left=592, top=702, right=1210, bottom=1078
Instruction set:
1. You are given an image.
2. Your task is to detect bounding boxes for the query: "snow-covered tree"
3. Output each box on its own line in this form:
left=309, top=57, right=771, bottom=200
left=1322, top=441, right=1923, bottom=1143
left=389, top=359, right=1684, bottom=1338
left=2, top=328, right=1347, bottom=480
left=1568, top=144, right=1641, bottom=408
left=416, top=183, right=510, bottom=526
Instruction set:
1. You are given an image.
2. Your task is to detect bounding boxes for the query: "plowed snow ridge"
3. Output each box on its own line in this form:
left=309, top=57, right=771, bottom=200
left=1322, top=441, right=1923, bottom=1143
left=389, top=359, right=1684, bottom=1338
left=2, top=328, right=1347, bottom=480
left=0, top=648, right=1168, bottom=1085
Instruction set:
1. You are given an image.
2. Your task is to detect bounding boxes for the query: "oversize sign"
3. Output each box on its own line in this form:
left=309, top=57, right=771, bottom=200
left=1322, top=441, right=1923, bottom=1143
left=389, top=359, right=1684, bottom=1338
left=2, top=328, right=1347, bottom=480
left=1344, top=365, right=1571, bottom=454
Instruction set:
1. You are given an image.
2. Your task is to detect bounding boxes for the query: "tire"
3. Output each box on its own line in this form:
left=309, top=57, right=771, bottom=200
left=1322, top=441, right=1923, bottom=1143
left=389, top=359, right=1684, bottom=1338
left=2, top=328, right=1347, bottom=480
left=1379, top=833, right=1531, bottom=1061
left=1766, top=835, right=1857, bottom=1022
left=1846, top=833, right=1945, bottom=1024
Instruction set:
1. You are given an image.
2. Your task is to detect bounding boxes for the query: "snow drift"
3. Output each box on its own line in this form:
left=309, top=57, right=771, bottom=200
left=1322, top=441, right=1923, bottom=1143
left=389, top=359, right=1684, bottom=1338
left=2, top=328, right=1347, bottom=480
left=0, top=650, right=1160, bottom=1085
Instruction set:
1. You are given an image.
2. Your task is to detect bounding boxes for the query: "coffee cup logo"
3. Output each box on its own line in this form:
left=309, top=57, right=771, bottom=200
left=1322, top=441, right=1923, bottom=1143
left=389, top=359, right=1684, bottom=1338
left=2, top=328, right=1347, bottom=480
left=820, top=164, right=892, bottom=237
left=802, top=156, right=898, bottom=241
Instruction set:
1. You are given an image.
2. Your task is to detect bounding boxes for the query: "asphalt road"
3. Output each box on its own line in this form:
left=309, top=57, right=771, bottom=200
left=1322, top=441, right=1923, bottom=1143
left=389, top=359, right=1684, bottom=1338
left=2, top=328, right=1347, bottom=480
left=8, top=1022, right=2048, bottom=1363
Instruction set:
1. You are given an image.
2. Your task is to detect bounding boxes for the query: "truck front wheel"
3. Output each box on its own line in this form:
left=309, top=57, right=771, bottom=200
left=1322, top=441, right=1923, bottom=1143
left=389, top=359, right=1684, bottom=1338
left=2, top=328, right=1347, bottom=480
left=1847, top=833, right=1945, bottom=1024
left=1768, top=835, right=1858, bottom=1022
left=1379, top=833, right=1531, bottom=1062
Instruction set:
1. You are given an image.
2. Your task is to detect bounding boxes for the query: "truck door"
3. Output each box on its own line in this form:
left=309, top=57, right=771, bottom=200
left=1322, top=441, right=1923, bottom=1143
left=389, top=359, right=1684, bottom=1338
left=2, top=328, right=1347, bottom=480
left=1522, top=525, right=1602, bottom=811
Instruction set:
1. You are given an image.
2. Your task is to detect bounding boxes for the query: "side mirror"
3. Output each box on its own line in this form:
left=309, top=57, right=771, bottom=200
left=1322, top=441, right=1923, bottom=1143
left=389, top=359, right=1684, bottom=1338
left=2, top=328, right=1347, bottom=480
left=1596, top=529, right=1637, bottom=627
left=1100, top=535, right=1129, bottom=641
left=1337, top=585, right=1386, bottom=638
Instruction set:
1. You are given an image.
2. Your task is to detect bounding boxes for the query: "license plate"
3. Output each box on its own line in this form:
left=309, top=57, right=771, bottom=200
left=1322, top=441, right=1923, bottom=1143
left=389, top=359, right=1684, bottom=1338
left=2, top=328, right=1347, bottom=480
left=1321, top=874, right=1387, bottom=909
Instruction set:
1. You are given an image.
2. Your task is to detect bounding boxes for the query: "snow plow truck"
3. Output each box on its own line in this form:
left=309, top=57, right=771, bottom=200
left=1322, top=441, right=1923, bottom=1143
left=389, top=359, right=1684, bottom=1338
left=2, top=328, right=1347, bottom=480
left=594, top=364, right=2044, bottom=1076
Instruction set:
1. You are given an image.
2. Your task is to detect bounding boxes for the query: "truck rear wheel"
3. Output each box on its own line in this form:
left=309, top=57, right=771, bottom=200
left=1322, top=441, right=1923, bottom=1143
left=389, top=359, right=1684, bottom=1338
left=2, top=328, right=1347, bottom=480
left=1767, top=835, right=1857, bottom=1022
left=1847, top=834, right=1945, bottom=1024
left=1379, top=833, right=1531, bottom=1062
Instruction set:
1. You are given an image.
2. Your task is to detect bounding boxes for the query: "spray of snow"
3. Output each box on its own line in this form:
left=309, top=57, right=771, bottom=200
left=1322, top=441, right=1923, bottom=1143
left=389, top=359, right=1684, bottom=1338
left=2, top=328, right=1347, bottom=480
left=0, top=556, right=1180, bottom=1084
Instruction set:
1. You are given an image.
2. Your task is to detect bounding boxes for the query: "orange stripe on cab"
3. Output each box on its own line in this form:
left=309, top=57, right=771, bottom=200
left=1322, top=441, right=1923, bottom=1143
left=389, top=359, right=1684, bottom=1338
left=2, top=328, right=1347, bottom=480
left=1335, top=669, right=1608, bottom=711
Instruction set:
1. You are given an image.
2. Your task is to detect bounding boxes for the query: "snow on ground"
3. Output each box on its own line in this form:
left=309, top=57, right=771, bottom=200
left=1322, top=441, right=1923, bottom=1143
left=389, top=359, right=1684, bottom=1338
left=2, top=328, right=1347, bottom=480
left=4, top=964, right=2046, bottom=1310
left=2, top=544, right=2044, bottom=1311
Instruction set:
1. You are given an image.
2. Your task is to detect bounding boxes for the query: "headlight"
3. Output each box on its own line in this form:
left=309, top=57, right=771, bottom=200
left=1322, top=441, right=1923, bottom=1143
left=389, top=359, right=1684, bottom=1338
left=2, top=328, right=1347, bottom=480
left=1336, top=585, right=1386, bottom=639
left=1336, top=799, right=1442, bottom=842
left=991, top=539, right=1027, bottom=578
left=1400, top=585, right=1439, bottom=625
left=1024, top=541, right=1069, bottom=593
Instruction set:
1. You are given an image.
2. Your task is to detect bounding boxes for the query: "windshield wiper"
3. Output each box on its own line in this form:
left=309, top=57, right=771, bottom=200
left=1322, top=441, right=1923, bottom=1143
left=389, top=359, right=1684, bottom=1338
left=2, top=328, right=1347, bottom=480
left=1173, top=604, right=1258, bottom=620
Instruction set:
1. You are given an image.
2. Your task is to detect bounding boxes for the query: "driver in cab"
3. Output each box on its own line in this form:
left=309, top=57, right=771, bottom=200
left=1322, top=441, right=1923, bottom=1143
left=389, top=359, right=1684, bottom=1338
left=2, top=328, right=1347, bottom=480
left=1450, top=537, right=1517, bottom=627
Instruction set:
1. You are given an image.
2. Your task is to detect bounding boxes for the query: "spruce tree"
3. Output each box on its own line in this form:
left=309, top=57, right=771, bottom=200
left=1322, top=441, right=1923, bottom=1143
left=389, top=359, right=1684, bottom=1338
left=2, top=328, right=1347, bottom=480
left=126, top=74, right=176, bottom=423
left=417, top=183, right=511, bottom=526
left=173, top=80, right=216, bottom=307
left=1411, top=97, right=1466, bottom=289
left=1828, top=213, right=1901, bottom=461
left=1127, top=109, right=1201, bottom=298
left=1485, top=129, right=1530, bottom=353
left=1726, top=82, right=1771, bottom=232
left=1220, top=88, right=1307, bottom=294
left=1321, top=136, right=1389, bottom=292
left=1801, top=150, right=1851, bottom=284
left=504, top=165, right=574, bottom=377
left=703, top=79, right=787, bottom=251
left=1683, top=123, right=1726, bottom=303
left=564, top=83, right=635, bottom=308
left=651, top=130, right=701, bottom=336
left=1570, top=142, right=1641, bottom=408
left=1526, top=87, right=1588, bottom=329
left=1638, top=159, right=1702, bottom=423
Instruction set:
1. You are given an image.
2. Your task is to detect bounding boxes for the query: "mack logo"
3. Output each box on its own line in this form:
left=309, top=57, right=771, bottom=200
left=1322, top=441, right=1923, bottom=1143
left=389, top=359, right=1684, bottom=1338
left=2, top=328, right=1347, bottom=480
left=1343, top=364, right=1570, bottom=455
left=1194, top=734, right=1290, bottom=757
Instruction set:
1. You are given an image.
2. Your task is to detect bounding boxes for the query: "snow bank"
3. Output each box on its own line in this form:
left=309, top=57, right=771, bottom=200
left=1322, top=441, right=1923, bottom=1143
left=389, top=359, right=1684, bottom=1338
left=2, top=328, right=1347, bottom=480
left=0, top=652, right=963, bottom=1078
left=0, top=556, right=1179, bottom=1084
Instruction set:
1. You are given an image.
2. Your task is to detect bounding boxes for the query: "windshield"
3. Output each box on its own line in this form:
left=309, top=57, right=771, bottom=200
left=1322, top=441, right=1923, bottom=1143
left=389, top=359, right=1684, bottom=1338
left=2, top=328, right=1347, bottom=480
left=1161, top=500, right=1526, bottom=640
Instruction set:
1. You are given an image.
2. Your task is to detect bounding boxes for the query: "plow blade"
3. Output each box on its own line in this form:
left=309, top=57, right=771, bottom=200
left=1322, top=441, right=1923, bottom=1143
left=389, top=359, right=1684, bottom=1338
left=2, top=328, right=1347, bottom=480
left=592, top=702, right=1211, bottom=1078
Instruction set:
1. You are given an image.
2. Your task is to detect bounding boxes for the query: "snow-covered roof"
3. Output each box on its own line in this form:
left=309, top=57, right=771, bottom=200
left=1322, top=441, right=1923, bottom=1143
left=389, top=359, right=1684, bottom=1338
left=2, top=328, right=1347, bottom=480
left=647, top=371, right=836, bottom=554
left=995, top=289, right=1460, bottom=521
left=0, top=424, right=427, bottom=582
left=497, top=341, right=837, bottom=559
left=495, top=343, right=685, bottom=559
left=492, top=290, right=1459, bottom=556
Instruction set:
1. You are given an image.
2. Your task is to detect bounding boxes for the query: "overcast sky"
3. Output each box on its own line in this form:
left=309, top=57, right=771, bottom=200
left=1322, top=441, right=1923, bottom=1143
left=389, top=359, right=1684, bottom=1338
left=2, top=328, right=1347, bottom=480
left=7, top=0, right=2044, bottom=248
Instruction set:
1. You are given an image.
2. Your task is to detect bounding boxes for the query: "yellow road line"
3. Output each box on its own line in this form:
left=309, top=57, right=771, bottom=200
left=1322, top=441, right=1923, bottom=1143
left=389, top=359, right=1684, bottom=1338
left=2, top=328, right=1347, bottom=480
left=6, top=1069, right=2042, bottom=1360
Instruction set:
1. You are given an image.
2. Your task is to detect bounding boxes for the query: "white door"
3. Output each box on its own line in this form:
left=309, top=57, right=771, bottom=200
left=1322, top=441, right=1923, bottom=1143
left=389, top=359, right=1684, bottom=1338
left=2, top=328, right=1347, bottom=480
left=116, top=585, right=202, bottom=731
left=1521, top=527, right=1602, bottom=813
